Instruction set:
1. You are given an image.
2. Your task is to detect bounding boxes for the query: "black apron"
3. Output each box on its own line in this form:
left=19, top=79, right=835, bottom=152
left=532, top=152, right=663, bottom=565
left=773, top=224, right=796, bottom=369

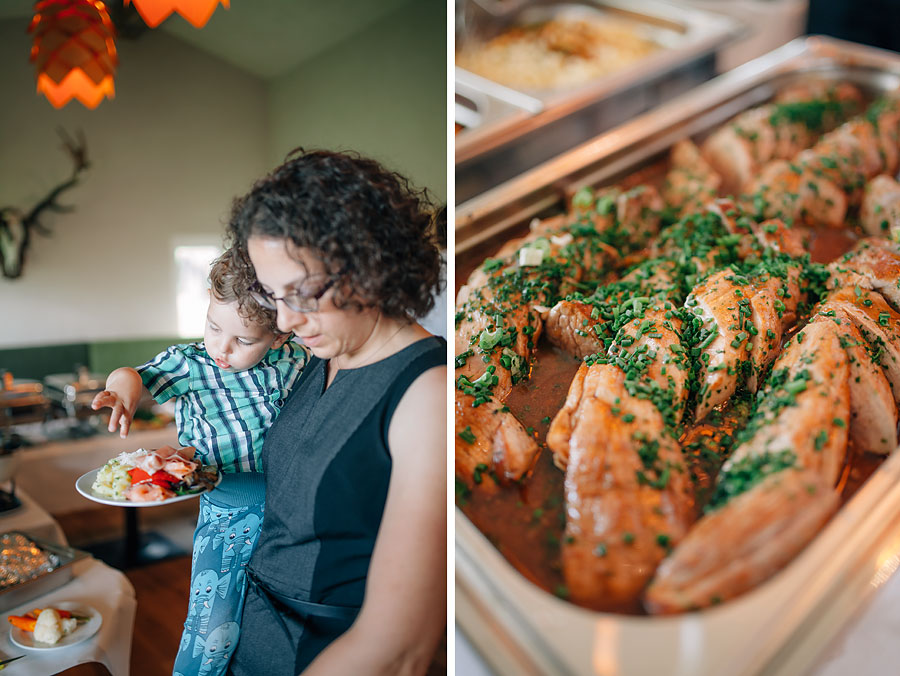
left=228, top=337, right=446, bottom=675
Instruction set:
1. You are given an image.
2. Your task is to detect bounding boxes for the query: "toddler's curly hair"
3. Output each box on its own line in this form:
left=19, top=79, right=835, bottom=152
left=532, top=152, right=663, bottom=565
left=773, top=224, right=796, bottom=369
left=209, top=247, right=279, bottom=333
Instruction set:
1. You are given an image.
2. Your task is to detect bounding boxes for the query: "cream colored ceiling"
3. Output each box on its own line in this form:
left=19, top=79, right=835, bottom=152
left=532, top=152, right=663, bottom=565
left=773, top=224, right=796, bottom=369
left=0, top=0, right=414, bottom=79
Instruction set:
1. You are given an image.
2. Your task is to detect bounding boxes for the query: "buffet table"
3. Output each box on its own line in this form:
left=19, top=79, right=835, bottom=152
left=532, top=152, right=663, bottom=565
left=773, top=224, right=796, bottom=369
left=0, top=488, right=136, bottom=676
left=0, top=558, right=136, bottom=676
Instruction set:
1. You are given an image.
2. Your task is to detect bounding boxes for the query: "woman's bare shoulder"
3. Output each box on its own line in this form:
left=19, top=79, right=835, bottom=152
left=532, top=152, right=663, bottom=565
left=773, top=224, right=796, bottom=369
left=388, top=363, right=446, bottom=458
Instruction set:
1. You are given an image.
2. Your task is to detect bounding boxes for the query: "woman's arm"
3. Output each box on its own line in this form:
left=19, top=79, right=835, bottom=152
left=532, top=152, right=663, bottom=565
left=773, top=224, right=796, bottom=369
left=301, top=365, right=447, bottom=676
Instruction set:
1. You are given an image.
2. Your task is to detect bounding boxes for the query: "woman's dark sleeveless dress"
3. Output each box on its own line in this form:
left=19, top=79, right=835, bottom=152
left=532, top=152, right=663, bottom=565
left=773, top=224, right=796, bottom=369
left=228, top=336, right=446, bottom=675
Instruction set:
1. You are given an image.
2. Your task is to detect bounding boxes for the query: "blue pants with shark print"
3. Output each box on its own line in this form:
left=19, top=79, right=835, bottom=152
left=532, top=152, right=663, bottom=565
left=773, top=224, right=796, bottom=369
left=172, top=490, right=264, bottom=676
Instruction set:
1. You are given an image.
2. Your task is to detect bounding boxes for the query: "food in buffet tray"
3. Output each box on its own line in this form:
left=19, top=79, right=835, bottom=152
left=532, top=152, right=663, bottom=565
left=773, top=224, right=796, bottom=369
left=456, top=15, right=659, bottom=90
left=91, top=446, right=218, bottom=502
left=701, top=81, right=864, bottom=195
left=455, top=78, right=900, bottom=613
left=861, top=174, right=900, bottom=240
left=8, top=607, right=87, bottom=645
left=127, top=408, right=175, bottom=431
left=0, top=533, right=60, bottom=590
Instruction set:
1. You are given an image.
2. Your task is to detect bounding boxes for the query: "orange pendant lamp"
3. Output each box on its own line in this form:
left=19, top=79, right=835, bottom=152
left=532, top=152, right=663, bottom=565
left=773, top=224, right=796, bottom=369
left=124, top=0, right=229, bottom=29
left=29, top=0, right=117, bottom=109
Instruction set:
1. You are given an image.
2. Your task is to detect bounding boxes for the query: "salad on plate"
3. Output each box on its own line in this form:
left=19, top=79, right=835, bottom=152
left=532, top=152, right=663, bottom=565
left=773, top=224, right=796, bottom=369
left=91, top=446, right=218, bottom=502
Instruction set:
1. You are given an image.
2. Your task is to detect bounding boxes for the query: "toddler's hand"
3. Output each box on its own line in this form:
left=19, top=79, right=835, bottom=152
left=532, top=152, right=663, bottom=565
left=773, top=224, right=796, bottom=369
left=91, top=390, right=135, bottom=438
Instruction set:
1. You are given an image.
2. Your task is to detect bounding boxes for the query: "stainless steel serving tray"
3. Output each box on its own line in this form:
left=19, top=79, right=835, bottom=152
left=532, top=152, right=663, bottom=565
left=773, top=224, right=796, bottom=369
left=44, top=371, right=106, bottom=419
left=0, top=532, right=89, bottom=613
left=455, top=36, right=900, bottom=676
left=455, top=0, right=740, bottom=202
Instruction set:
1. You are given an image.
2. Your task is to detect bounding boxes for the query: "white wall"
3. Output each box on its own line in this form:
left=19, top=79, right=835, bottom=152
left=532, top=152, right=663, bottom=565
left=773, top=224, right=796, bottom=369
left=0, top=1, right=449, bottom=349
left=267, top=0, right=447, bottom=200
left=264, top=0, right=448, bottom=338
left=0, top=22, right=268, bottom=348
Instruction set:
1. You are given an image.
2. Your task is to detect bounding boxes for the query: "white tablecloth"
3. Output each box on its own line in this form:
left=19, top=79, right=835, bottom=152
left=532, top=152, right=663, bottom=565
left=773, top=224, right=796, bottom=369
left=0, top=557, right=136, bottom=676
left=0, top=487, right=67, bottom=546
left=811, top=564, right=900, bottom=675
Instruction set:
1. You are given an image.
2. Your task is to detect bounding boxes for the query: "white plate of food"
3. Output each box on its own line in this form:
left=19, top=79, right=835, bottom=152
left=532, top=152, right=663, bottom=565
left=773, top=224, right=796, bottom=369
left=75, top=447, right=220, bottom=507
left=9, top=602, right=102, bottom=650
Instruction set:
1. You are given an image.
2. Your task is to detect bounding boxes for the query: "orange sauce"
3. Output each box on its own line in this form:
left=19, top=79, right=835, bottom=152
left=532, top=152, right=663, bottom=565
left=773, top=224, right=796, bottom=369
left=459, top=346, right=578, bottom=597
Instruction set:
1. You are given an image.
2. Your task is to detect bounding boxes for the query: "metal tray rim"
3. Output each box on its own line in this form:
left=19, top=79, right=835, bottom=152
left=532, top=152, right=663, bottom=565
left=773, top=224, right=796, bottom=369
left=456, top=35, right=900, bottom=676
left=0, top=531, right=90, bottom=612
left=457, top=35, right=900, bottom=249
left=455, top=0, right=742, bottom=162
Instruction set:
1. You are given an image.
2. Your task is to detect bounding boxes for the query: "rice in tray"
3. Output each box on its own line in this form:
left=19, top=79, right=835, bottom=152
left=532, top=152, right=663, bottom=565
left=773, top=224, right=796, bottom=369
left=456, top=16, right=659, bottom=90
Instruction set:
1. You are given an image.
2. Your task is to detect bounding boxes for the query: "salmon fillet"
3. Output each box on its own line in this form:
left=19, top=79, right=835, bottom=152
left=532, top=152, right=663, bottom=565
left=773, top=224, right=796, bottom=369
left=811, top=307, right=897, bottom=454
left=701, top=84, right=863, bottom=195
left=663, top=139, right=722, bottom=216
left=645, top=469, right=838, bottom=613
left=860, top=175, right=900, bottom=240
left=829, top=237, right=900, bottom=317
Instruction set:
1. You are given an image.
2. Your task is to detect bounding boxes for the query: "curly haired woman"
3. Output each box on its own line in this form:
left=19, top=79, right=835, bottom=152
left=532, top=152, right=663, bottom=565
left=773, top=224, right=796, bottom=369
left=224, top=149, right=447, bottom=675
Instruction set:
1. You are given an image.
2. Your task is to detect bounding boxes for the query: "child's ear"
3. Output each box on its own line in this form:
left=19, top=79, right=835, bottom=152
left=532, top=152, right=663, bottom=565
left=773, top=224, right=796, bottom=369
left=271, top=333, right=290, bottom=349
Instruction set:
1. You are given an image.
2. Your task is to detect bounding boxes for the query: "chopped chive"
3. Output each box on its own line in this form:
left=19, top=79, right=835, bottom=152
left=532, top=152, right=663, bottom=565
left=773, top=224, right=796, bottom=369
left=458, top=426, right=477, bottom=444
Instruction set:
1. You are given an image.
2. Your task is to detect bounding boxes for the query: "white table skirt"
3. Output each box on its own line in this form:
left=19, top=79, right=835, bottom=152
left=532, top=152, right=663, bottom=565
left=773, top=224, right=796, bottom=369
left=0, top=558, right=136, bottom=676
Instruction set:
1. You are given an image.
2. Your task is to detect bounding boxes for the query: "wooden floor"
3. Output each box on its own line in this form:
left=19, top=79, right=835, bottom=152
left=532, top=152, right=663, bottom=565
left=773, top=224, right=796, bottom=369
left=55, top=508, right=447, bottom=675
left=125, top=556, right=192, bottom=675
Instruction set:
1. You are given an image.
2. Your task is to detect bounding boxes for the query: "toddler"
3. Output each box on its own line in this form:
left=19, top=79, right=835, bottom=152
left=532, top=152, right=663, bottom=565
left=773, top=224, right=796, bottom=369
left=91, top=247, right=307, bottom=676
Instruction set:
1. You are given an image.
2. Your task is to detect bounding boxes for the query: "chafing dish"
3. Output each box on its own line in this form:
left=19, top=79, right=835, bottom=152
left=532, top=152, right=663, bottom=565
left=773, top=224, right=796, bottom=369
left=455, top=0, right=740, bottom=202
left=0, top=532, right=89, bottom=613
left=0, top=372, right=50, bottom=428
left=43, top=367, right=106, bottom=419
left=456, top=36, right=900, bottom=676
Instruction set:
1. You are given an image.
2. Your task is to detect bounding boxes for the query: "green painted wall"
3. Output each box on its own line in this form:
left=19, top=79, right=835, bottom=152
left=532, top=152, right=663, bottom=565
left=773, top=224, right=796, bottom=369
left=0, top=338, right=198, bottom=381
left=0, top=344, right=90, bottom=381
left=87, top=338, right=201, bottom=376
left=268, top=0, right=447, bottom=200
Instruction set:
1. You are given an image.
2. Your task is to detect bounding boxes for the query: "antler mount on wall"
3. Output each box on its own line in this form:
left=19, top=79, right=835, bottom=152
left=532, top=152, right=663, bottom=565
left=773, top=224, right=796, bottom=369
left=0, top=129, right=90, bottom=280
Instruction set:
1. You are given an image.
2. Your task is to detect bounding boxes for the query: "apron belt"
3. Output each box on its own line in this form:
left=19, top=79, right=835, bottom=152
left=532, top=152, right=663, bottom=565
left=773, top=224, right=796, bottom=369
left=246, top=567, right=360, bottom=643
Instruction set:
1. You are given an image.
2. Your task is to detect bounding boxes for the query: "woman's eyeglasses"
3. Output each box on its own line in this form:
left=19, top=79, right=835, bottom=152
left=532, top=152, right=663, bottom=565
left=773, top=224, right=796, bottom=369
left=249, top=269, right=344, bottom=313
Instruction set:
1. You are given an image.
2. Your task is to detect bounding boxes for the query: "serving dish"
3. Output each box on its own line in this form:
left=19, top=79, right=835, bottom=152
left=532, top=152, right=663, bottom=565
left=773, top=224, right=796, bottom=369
left=456, top=36, right=900, bottom=676
left=455, top=0, right=740, bottom=202
left=75, top=466, right=221, bottom=507
left=0, top=375, right=49, bottom=428
left=0, top=534, right=88, bottom=614
left=457, top=2, right=663, bottom=91
left=43, top=370, right=106, bottom=420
